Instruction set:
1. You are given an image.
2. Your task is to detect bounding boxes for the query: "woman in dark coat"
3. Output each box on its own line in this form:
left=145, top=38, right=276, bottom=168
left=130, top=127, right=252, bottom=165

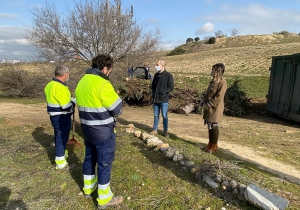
left=202, top=63, right=227, bottom=152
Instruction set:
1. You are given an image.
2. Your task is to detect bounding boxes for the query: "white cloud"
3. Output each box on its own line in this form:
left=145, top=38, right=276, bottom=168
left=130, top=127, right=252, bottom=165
left=147, top=18, right=158, bottom=24
left=198, top=3, right=300, bottom=35
left=0, top=26, right=34, bottom=61
left=0, top=13, right=19, bottom=19
left=195, top=22, right=214, bottom=35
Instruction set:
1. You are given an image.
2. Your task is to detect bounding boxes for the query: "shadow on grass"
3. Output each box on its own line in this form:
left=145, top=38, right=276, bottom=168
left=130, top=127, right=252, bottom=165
left=31, top=126, right=84, bottom=191
left=211, top=147, right=300, bottom=185
left=117, top=116, right=300, bottom=186
left=0, top=187, right=28, bottom=210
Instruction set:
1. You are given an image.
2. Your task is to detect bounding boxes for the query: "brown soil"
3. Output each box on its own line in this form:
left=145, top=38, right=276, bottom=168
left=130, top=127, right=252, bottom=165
left=1, top=102, right=300, bottom=184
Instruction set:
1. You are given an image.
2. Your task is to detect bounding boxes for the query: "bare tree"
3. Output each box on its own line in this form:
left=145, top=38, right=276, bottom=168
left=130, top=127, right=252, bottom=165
left=27, top=0, right=160, bottom=66
left=214, top=30, right=227, bottom=38
left=231, top=28, right=239, bottom=36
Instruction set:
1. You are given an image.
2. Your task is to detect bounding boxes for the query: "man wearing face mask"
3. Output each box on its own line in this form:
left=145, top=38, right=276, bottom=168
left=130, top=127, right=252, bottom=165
left=44, top=65, right=75, bottom=170
left=75, top=54, right=123, bottom=209
left=150, top=59, right=174, bottom=137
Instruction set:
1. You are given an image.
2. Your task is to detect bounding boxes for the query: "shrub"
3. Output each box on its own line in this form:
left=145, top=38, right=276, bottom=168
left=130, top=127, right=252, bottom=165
left=167, top=48, right=186, bottom=56
left=278, top=30, right=290, bottom=35
left=0, top=65, right=47, bottom=97
left=194, top=37, right=200, bottom=42
left=224, top=80, right=252, bottom=116
left=208, top=37, right=216, bottom=44
left=186, top=38, right=193, bottom=43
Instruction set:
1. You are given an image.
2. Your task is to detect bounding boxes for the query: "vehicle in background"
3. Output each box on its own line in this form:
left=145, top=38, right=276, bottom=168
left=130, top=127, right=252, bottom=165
left=130, top=66, right=153, bottom=80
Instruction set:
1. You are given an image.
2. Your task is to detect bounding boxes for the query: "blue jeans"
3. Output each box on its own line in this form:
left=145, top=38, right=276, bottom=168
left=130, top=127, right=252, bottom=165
left=83, top=131, right=116, bottom=185
left=153, top=102, right=169, bottom=132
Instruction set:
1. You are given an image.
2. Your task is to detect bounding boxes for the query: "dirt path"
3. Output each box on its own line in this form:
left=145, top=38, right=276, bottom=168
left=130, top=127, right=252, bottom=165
left=1, top=102, right=300, bottom=184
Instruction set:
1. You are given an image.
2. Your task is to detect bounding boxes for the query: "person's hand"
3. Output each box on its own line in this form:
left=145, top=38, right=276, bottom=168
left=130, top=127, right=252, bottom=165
left=203, top=103, right=209, bottom=110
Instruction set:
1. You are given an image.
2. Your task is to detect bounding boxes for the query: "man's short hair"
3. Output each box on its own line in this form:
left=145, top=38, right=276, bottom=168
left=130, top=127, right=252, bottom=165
left=92, top=54, right=114, bottom=70
left=55, top=65, right=69, bottom=76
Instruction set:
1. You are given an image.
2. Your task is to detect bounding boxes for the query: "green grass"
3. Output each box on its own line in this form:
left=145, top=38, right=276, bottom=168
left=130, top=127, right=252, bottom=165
left=1, top=118, right=299, bottom=209
left=173, top=74, right=269, bottom=99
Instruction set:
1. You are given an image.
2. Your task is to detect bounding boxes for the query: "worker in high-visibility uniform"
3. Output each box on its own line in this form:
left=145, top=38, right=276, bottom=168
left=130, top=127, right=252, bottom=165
left=75, top=54, right=123, bottom=209
left=44, top=65, right=75, bottom=170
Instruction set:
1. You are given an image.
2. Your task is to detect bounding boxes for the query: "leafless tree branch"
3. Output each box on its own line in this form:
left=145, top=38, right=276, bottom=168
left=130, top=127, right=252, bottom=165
left=27, top=0, right=161, bottom=66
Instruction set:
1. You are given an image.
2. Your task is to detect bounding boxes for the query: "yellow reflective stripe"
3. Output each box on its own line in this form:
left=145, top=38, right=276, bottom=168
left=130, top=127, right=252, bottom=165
left=78, top=106, right=107, bottom=112
left=65, top=150, right=68, bottom=159
left=83, top=175, right=97, bottom=194
left=97, top=183, right=113, bottom=205
left=80, top=117, right=114, bottom=125
left=98, top=190, right=113, bottom=200
left=55, top=156, right=67, bottom=168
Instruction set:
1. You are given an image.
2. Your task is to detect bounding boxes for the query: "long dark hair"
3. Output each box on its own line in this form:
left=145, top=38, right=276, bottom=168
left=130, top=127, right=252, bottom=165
left=212, top=63, right=225, bottom=83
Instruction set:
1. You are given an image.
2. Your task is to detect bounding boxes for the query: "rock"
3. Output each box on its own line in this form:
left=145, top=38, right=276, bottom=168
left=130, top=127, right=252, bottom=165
left=141, top=132, right=152, bottom=141
left=221, top=185, right=227, bottom=191
left=239, top=184, right=246, bottom=195
left=173, top=154, right=183, bottom=162
left=174, top=150, right=180, bottom=155
left=185, top=161, right=194, bottom=168
left=203, top=175, right=219, bottom=189
left=134, top=130, right=142, bottom=138
left=233, top=188, right=239, bottom=195
left=160, top=147, right=168, bottom=152
left=214, top=174, right=222, bottom=183
left=156, top=143, right=169, bottom=149
left=222, top=180, right=230, bottom=188
left=176, top=103, right=195, bottom=114
left=244, top=183, right=289, bottom=210
left=191, top=166, right=201, bottom=174
left=153, top=147, right=160, bottom=152
left=126, top=124, right=135, bottom=128
left=125, top=127, right=135, bottom=133
left=230, top=180, right=238, bottom=190
left=163, top=147, right=175, bottom=159
left=146, top=137, right=163, bottom=147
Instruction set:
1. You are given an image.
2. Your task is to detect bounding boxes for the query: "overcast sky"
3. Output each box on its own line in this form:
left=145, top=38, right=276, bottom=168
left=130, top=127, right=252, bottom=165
left=1, top=0, right=300, bottom=61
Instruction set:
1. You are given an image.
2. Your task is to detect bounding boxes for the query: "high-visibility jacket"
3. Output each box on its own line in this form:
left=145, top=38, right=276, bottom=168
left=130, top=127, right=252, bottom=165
left=75, top=68, right=123, bottom=142
left=44, top=78, right=74, bottom=116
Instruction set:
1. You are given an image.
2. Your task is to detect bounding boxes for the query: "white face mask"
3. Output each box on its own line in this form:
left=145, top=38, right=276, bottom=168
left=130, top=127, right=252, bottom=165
left=155, top=65, right=161, bottom=71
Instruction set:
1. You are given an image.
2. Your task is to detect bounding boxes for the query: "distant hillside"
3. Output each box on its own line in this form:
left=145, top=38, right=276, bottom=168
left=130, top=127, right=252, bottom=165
left=175, top=33, right=300, bottom=54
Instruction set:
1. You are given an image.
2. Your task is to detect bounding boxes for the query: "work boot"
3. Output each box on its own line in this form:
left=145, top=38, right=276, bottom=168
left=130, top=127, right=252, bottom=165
left=164, top=132, right=170, bottom=138
left=209, top=144, right=218, bottom=152
left=98, top=196, right=123, bottom=209
left=84, top=185, right=97, bottom=199
left=204, top=142, right=212, bottom=152
left=55, top=164, right=70, bottom=171
left=150, top=130, right=158, bottom=135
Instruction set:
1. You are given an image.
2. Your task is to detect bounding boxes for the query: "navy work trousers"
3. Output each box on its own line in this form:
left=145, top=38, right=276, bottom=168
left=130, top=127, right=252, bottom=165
left=50, top=114, right=71, bottom=157
left=83, top=131, right=116, bottom=185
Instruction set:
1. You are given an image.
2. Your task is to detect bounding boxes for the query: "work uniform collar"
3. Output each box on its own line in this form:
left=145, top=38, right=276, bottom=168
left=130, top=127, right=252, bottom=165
left=86, top=68, right=109, bottom=80
left=52, top=77, right=67, bottom=86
